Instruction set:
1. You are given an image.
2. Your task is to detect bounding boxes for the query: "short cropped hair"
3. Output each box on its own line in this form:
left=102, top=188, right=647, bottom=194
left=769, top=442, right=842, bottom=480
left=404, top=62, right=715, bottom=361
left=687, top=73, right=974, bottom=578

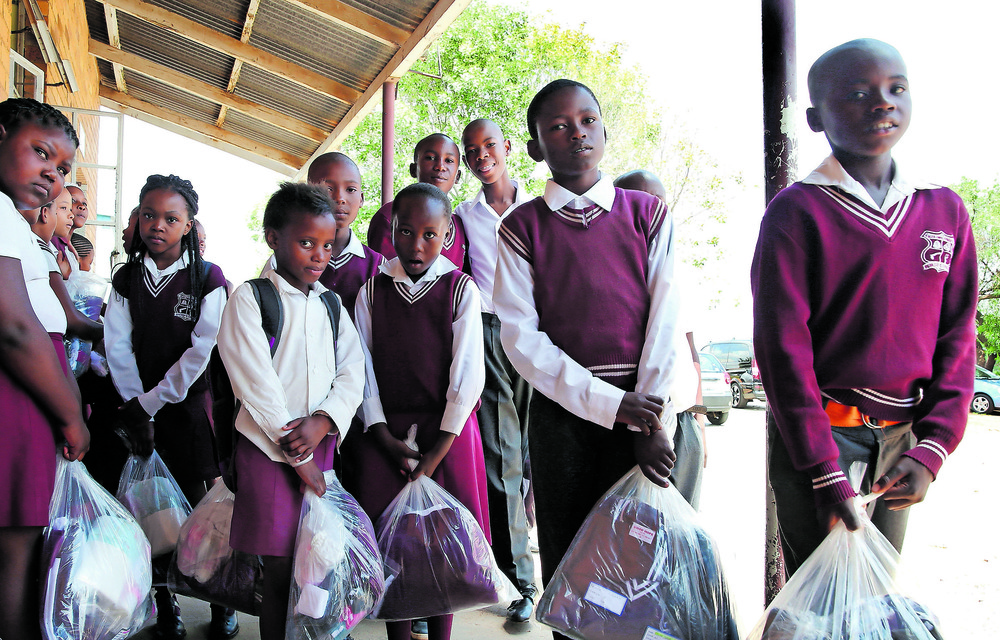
left=70, top=233, right=93, bottom=257
left=0, top=98, right=79, bottom=147
left=412, top=133, right=458, bottom=162
left=262, top=182, right=334, bottom=231
left=392, top=182, right=451, bottom=218
left=307, top=151, right=360, bottom=181
left=526, top=79, right=601, bottom=140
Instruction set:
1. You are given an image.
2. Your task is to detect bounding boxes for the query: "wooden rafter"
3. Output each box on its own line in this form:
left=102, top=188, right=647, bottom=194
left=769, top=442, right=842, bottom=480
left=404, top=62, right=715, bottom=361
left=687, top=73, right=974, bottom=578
left=100, top=85, right=301, bottom=174
left=286, top=0, right=409, bottom=47
left=294, top=0, right=472, bottom=178
left=90, top=39, right=326, bottom=142
left=216, top=0, right=260, bottom=128
left=96, top=0, right=362, bottom=105
left=103, top=5, right=127, bottom=92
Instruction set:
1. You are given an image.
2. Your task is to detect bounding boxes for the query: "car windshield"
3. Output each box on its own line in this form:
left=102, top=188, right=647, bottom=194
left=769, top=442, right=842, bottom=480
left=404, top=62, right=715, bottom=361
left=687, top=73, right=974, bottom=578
left=976, top=365, right=1000, bottom=380
left=700, top=354, right=724, bottom=372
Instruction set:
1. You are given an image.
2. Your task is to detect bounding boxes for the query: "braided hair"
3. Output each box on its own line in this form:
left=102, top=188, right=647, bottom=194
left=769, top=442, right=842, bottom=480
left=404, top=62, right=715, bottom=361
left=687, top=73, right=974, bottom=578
left=126, top=174, right=206, bottom=321
left=0, top=98, right=79, bottom=147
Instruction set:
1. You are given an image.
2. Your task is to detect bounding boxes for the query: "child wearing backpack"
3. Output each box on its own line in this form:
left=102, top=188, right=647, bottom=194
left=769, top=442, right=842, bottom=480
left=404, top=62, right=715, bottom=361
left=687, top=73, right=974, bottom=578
left=217, top=182, right=365, bottom=639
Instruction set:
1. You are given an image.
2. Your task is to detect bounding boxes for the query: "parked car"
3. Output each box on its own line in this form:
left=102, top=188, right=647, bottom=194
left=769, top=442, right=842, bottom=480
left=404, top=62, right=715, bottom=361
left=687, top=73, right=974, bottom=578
left=972, top=365, right=1000, bottom=414
left=700, top=340, right=766, bottom=409
left=697, top=352, right=731, bottom=425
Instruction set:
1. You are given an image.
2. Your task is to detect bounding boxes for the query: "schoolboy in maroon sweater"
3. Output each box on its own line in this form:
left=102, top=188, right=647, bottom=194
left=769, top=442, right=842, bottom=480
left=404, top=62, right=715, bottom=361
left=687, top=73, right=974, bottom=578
left=751, top=39, right=977, bottom=573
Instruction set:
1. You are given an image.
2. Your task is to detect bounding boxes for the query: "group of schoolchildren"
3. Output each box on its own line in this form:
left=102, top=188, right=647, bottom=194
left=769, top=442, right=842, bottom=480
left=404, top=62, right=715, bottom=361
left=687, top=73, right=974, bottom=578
left=0, top=36, right=977, bottom=640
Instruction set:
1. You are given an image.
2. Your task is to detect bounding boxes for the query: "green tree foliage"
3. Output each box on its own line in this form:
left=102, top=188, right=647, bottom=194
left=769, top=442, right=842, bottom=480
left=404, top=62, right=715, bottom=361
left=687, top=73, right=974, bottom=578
left=336, top=0, right=737, bottom=258
left=951, top=177, right=1000, bottom=368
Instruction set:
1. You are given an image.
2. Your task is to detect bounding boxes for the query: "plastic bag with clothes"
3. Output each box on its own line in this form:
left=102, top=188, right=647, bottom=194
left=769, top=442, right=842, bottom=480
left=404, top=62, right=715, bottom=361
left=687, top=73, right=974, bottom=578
left=168, top=481, right=264, bottom=615
left=42, top=456, right=155, bottom=640
left=116, top=451, right=192, bottom=557
left=64, top=269, right=108, bottom=377
left=747, top=474, right=945, bottom=640
left=286, top=470, right=385, bottom=640
left=372, top=474, right=519, bottom=621
left=535, top=465, right=740, bottom=640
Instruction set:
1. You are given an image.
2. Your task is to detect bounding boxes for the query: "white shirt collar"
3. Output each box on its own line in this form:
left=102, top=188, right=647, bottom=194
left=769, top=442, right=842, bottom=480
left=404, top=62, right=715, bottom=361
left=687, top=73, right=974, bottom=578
left=342, top=229, right=367, bottom=259
left=142, top=252, right=189, bottom=279
left=542, top=174, right=616, bottom=212
left=802, top=155, right=940, bottom=212
left=471, top=179, right=530, bottom=217
left=265, top=267, right=329, bottom=298
left=380, top=254, right=458, bottom=288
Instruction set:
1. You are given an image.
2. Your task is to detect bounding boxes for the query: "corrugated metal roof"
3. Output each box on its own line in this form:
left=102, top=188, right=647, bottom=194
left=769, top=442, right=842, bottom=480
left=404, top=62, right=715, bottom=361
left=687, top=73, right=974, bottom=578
left=87, top=0, right=471, bottom=176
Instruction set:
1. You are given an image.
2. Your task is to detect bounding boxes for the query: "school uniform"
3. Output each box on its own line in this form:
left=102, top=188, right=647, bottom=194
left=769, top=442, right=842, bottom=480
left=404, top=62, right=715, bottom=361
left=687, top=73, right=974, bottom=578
left=217, top=271, right=365, bottom=557
left=751, top=155, right=978, bottom=573
left=260, top=230, right=384, bottom=322
left=0, top=194, right=71, bottom=526
left=366, top=199, right=471, bottom=271
left=106, top=255, right=228, bottom=483
left=345, top=256, right=490, bottom=538
left=454, top=181, right=536, bottom=594
left=493, top=176, right=680, bottom=603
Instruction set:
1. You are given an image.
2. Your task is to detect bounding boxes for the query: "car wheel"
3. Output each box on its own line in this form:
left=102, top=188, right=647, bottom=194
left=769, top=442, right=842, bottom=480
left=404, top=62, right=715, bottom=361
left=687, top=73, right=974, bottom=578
left=731, top=381, right=748, bottom=409
left=707, top=411, right=729, bottom=425
left=971, top=393, right=994, bottom=414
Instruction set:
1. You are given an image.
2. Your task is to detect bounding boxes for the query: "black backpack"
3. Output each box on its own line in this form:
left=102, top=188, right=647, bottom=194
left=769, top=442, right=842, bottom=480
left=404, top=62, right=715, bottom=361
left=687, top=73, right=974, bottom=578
left=211, top=278, right=341, bottom=491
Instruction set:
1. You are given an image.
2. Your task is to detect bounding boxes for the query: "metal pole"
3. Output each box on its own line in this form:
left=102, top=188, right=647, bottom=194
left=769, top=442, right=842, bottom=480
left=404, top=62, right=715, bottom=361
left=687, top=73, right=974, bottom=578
left=381, top=79, right=398, bottom=206
left=761, top=0, right=797, bottom=607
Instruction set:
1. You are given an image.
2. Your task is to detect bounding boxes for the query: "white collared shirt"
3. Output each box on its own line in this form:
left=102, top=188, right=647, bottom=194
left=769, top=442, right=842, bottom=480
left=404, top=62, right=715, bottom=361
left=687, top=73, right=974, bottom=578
left=454, top=180, right=532, bottom=313
left=0, top=193, right=66, bottom=334
left=802, top=155, right=941, bottom=212
left=106, top=253, right=227, bottom=418
left=259, top=229, right=369, bottom=277
left=218, top=270, right=365, bottom=466
left=355, top=255, right=485, bottom=435
left=493, top=175, right=679, bottom=429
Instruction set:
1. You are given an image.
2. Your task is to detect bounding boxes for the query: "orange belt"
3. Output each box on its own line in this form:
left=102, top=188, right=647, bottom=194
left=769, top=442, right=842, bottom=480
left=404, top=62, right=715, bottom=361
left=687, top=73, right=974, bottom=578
left=825, top=400, right=902, bottom=428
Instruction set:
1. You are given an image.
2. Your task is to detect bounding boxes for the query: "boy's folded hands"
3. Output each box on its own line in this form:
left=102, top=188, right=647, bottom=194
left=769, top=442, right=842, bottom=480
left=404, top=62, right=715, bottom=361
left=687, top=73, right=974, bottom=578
left=370, top=422, right=421, bottom=476
left=616, top=392, right=666, bottom=436
left=634, top=428, right=675, bottom=487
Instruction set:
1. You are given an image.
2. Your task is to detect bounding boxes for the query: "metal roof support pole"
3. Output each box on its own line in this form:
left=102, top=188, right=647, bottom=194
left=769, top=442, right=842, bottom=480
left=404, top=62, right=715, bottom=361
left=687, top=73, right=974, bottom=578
left=381, top=78, right=398, bottom=205
left=761, top=0, right=797, bottom=608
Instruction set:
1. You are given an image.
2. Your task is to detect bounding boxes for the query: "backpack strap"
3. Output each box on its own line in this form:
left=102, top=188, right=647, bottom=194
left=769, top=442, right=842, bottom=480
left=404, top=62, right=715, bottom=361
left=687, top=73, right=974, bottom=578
left=248, top=278, right=283, bottom=356
left=318, top=289, right=341, bottom=353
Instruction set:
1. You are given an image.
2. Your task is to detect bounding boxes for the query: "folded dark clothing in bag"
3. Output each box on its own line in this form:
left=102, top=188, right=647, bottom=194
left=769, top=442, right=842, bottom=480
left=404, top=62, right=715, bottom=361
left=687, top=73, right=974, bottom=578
left=537, top=467, right=739, bottom=640
left=169, top=550, right=263, bottom=615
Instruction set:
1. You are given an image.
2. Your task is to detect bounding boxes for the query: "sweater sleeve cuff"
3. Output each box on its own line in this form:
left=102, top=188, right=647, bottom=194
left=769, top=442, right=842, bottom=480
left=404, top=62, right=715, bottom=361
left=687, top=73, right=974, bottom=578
left=900, top=440, right=948, bottom=478
left=809, top=460, right=857, bottom=507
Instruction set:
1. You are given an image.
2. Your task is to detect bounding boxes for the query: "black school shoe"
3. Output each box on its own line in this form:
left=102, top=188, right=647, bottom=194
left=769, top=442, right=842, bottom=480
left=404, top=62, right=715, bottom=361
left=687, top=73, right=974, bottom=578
left=209, top=604, right=239, bottom=639
left=154, top=589, right=187, bottom=639
left=506, top=594, right=534, bottom=623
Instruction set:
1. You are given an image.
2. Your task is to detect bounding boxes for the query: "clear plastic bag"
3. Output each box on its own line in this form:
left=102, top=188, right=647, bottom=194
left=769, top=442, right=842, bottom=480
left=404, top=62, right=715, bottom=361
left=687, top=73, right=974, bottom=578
left=286, top=470, right=385, bottom=640
left=747, top=491, right=944, bottom=640
left=168, top=481, right=264, bottom=615
left=64, top=269, right=108, bottom=377
left=42, top=456, right=155, bottom=640
left=372, top=475, right=519, bottom=621
left=116, top=451, right=192, bottom=557
left=535, top=465, right=740, bottom=640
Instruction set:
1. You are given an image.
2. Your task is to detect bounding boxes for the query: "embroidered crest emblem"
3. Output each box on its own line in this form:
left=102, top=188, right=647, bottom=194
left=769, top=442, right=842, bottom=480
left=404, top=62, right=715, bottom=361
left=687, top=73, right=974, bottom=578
left=920, top=230, right=954, bottom=273
left=174, top=292, right=195, bottom=321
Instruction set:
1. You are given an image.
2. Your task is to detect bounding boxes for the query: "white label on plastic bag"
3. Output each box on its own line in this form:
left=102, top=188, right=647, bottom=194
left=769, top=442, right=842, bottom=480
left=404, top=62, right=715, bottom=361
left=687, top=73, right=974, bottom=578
left=642, top=628, right=680, bottom=640
left=583, top=582, right=627, bottom=616
left=629, top=522, right=655, bottom=544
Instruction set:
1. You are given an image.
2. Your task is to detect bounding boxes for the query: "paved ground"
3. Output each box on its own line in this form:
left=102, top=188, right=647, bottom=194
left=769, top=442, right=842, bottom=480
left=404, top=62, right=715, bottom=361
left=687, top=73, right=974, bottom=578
left=135, top=406, right=998, bottom=639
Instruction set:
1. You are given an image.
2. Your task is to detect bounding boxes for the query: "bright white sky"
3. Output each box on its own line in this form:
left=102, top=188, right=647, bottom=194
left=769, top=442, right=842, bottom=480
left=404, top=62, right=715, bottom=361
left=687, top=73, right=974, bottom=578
left=91, top=0, right=999, bottom=342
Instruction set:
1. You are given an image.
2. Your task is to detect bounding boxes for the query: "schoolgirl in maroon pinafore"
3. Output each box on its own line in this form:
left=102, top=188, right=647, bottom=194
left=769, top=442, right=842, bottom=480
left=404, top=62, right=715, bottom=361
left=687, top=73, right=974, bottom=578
left=0, top=98, right=88, bottom=640
left=345, top=183, right=488, bottom=640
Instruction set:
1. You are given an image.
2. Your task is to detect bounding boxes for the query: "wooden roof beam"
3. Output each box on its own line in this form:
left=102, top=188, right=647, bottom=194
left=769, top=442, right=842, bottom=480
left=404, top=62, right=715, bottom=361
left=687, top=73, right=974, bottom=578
left=100, top=85, right=300, bottom=175
left=90, top=39, right=327, bottom=142
left=295, top=0, right=472, bottom=179
left=286, top=0, right=409, bottom=47
left=104, top=5, right=127, bottom=92
left=96, top=0, right=361, bottom=105
left=217, top=0, right=261, bottom=128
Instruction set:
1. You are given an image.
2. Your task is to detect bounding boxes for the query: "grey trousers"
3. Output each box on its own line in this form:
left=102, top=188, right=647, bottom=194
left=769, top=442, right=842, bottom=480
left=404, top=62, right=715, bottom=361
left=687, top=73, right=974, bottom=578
left=477, top=313, right=535, bottom=594
left=767, top=412, right=914, bottom=576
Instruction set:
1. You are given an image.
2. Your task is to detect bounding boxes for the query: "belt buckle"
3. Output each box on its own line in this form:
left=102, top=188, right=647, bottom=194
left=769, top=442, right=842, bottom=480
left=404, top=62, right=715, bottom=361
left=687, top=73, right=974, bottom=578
left=862, top=414, right=882, bottom=429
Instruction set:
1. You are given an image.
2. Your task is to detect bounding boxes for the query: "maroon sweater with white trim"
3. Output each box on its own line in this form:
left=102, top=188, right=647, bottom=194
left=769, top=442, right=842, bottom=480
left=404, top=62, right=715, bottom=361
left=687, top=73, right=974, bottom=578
left=751, top=183, right=977, bottom=506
